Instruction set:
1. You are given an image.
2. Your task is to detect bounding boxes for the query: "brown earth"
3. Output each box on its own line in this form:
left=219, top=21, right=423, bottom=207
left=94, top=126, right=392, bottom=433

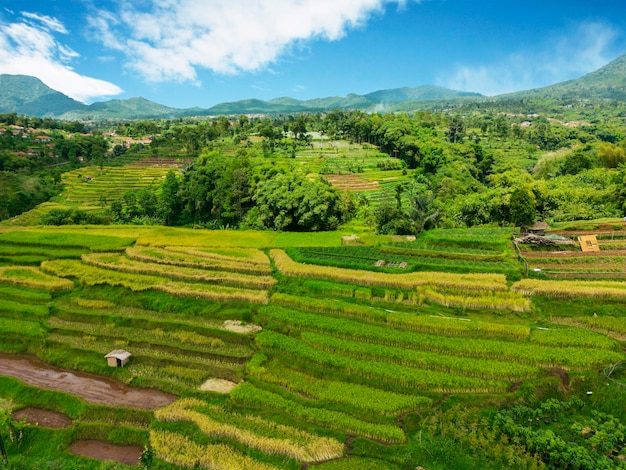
left=532, top=263, right=626, bottom=270
left=127, top=157, right=193, bottom=168
left=323, top=174, right=379, bottom=191
left=551, top=369, right=570, bottom=390
left=198, top=378, right=239, bottom=393
left=12, top=407, right=72, bottom=428
left=0, top=354, right=175, bottom=409
left=222, top=320, right=262, bottom=334
left=67, top=439, right=142, bottom=466
left=523, top=249, right=626, bottom=258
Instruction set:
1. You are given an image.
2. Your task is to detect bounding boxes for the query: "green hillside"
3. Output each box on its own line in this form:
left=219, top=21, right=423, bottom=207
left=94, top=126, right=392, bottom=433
left=59, top=97, right=182, bottom=121
left=0, top=74, right=86, bottom=116
left=502, top=53, right=626, bottom=101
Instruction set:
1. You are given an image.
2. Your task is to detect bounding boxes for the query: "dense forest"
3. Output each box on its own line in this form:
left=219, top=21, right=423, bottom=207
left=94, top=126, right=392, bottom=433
left=2, top=98, right=626, bottom=234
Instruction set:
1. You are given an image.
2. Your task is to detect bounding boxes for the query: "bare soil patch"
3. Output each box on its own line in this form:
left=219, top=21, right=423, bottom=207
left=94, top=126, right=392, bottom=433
left=222, top=320, right=262, bottom=334
left=551, top=369, right=570, bottom=390
left=68, top=439, right=142, bottom=466
left=198, top=378, right=239, bottom=393
left=12, top=407, right=72, bottom=428
left=0, top=354, right=175, bottom=409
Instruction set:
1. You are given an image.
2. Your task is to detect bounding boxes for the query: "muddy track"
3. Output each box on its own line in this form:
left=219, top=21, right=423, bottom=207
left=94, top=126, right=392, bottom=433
left=0, top=353, right=175, bottom=409
left=12, top=407, right=72, bottom=428
left=68, top=440, right=143, bottom=466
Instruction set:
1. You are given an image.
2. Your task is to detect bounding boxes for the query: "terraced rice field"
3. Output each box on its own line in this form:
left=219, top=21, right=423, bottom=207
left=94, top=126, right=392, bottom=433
left=322, top=174, right=380, bottom=191
left=1, top=225, right=625, bottom=469
left=520, top=229, right=626, bottom=279
left=59, top=166, right=173, bottom=206
left=127, top=157, right=193, bottom=167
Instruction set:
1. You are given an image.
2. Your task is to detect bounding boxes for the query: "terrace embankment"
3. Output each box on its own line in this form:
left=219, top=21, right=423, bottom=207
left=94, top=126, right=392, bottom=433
left=0, top=354, right=175, bottom=409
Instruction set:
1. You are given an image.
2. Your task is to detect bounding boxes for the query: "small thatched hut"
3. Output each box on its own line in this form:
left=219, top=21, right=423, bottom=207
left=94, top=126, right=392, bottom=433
left=105, top=350, right=131, bottom=367
left=521, top=221, right=549, bottom=236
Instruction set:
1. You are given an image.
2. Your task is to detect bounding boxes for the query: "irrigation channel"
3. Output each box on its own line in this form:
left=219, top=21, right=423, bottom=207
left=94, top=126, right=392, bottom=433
left=0, top=354, right=175, bottom=409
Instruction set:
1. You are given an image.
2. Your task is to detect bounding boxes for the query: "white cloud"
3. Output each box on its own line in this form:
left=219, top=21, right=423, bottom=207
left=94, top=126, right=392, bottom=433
left=0, top=12, right=123, bottom=103
left=22, top=12, right=68, bottom=34
left=439, top=22, right=620, bottom=96
left=89, top=0, right=415, bottom=83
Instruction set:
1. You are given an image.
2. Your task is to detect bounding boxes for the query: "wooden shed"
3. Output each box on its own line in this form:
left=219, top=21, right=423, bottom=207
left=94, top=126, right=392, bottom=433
left=105, top=350, right=131, bottom=368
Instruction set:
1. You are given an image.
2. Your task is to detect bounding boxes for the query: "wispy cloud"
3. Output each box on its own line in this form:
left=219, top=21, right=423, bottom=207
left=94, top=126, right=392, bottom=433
left=0, top=11, right=122, bottom=103
left=439, top=22, right=620, bottom=96
left=89, top=0, right=417, bottom=84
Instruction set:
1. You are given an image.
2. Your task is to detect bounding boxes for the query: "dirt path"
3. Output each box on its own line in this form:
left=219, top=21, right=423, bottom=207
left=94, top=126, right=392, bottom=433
left=12, top=407, right=72, bottom=428
left=68, top=440, right=143, bottom=466
left=0, top=354, right=175, bottom=409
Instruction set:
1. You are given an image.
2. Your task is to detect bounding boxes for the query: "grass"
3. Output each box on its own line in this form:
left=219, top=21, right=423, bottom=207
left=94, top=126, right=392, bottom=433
left=0, top=230, right=135, bottom=251
left=287, top=245, right=520, bottom=279
left=0, top=266, right=74, bottom=291
left=247, top=354, right=432, bottom=416
left=0, top=317, right=44, bottom=337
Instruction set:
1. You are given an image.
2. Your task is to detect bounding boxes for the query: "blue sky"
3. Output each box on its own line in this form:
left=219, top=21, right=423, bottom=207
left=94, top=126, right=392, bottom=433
left=0, top=0, right=624, bottom=108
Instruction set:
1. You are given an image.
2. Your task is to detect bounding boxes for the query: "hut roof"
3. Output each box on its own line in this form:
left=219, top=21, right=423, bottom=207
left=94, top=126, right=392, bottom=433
left=526, top=221, right=550, bottom=231
left=104, top=350, right=131, bottom=361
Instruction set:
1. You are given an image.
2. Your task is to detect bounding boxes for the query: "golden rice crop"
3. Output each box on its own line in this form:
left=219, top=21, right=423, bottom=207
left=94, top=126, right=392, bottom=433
left=512, top=279, right=626, bottom=299
left=270, top=249, right=507, bottom=292
left=126, top=245, right=272, bottom=274
left=42, top=259, right=269, bottom=304
left=74, top=298, right=115, bottom=309
left=150, top=430, right=279, bottom=470
left=416, top=286, right=530, bottom=312
left=165, top=246, right=271, bottom=265
left=83, top=252, right=275, bottom=289
left=0, top=266, right=74, bottom=291
left=156, top=398, right=343, bottom=462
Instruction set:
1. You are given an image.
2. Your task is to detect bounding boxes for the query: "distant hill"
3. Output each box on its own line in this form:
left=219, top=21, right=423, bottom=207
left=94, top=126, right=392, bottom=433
left=1, top=53, right=625, bottom=119
left=59, top=97, right=180, bottom=121
left=0, top=75, right=86, bottom=116
left=364, top=85, right=482, bottom=103
left=500, top=53, right=626, bottom=101
left=204, top=86, right=481, bottom=115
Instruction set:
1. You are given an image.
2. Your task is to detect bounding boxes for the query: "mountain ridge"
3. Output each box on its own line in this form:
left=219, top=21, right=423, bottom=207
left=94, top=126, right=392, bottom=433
left=0, top=52, right=624, bottom=119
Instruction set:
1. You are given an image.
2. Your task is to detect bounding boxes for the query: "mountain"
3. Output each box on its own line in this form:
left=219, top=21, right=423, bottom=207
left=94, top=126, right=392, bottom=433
left=0, top=74, right=86, bottom=116
left=500, top=53, right=626, bottom=101
left=203, top=86, right=480, bottom=115
left=0, top=53, right=624, bottom=120
left=364, top=85, right=482, bottom=103
left=59, top=97, right=180, bottom=121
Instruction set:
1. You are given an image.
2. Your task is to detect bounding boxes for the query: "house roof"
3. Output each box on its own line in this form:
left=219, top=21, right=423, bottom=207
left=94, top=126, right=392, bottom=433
left=104, top=350, right=131, bottom=361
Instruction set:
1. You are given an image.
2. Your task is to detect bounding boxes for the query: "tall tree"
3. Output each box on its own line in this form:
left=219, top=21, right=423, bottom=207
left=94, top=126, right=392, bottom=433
left=447, top=115, right=465, bottom=143
left=509, top=187, right=537, bottom=227
left=159, top=170, right=181, bottom=226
